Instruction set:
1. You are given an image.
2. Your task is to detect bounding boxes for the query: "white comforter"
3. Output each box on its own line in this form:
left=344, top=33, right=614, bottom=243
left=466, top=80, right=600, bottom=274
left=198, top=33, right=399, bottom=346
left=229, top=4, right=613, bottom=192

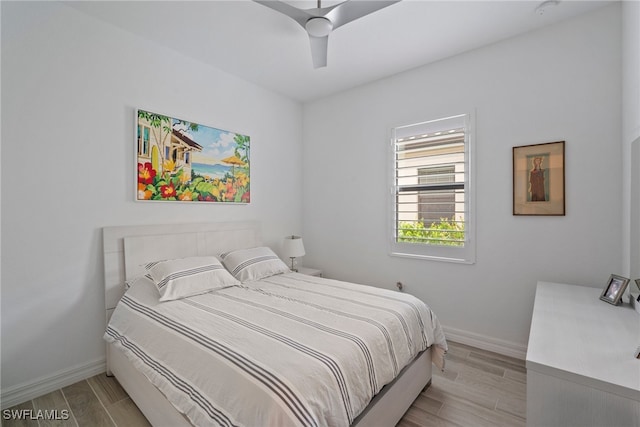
left=105, top=272, right=447, bottom=427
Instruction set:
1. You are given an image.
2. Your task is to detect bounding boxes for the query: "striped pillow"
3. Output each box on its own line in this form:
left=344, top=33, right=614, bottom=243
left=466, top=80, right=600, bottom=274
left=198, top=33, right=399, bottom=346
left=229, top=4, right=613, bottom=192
left=146, top=256, right=239, bottom=301
left=219, top=247, right=290, bottom=283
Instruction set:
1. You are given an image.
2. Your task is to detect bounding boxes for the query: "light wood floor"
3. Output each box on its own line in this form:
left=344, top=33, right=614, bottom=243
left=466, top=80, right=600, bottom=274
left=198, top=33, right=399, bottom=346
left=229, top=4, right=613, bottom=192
left=2, top=341, right=526, bottom=427
left=399, top=341, right=526, bottom=427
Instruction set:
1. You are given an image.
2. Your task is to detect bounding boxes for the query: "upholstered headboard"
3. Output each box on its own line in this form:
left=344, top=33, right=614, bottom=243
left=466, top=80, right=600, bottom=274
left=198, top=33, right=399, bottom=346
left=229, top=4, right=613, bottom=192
left=102, top=221, right=261, bottom=322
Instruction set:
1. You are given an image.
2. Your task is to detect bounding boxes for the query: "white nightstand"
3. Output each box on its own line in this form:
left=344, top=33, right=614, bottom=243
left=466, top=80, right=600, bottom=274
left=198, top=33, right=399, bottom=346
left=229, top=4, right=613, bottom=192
left=295, top=267, right=323, bottom=277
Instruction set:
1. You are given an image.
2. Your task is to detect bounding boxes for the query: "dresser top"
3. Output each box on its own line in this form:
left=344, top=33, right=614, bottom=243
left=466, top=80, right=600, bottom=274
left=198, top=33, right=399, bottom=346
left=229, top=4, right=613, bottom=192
left=526, top=281, right=640, bottom=400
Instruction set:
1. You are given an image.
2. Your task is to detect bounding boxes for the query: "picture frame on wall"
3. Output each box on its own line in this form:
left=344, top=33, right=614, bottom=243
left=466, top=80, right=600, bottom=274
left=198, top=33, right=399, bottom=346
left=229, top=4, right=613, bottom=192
left=136, top=109, right=250, bottom=203
left=599, top=274, right=630, bottom=305
left=513, top=141, right=565, bottom=216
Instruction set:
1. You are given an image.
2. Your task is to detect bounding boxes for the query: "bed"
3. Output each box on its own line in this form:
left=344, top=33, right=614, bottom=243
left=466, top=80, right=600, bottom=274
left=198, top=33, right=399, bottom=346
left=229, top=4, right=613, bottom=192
left=103, top=221, right=447, bottom=427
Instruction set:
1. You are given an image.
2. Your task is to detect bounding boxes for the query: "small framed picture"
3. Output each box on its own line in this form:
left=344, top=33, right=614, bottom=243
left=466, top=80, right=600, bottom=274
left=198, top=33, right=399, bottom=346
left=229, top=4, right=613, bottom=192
left=599, top=274, right=630, bottom=305
left=513, top=141, right=565, bottom=216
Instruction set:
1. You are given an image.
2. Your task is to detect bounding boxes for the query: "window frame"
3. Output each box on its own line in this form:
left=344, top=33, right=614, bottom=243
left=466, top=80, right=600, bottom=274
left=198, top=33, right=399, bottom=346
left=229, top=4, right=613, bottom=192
left=389, top=113, right=476, bottom=264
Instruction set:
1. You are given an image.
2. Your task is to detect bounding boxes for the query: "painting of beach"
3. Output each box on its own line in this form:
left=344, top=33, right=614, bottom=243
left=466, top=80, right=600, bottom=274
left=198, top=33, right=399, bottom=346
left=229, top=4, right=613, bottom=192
left=136, top=109, right=250, bottom=203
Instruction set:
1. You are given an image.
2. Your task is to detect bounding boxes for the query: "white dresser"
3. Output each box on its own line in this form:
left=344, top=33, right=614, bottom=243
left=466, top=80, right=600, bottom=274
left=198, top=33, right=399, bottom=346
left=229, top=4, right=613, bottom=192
left=526, top=281, right=640, bottom=427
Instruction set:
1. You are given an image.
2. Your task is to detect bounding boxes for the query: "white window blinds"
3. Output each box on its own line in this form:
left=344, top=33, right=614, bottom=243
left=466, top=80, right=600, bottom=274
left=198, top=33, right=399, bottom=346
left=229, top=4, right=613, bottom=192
left=390, top=114, right=475, bottom=263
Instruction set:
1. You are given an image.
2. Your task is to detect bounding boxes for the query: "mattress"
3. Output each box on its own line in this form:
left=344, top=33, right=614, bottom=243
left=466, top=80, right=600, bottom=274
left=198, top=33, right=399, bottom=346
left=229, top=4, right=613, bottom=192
left=104, top=272, right=447, bottom=427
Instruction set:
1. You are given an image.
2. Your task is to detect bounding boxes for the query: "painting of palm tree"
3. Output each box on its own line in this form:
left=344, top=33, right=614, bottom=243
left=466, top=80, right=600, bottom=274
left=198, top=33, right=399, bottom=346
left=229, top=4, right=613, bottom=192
left=136, top=109, right=250, bottom=203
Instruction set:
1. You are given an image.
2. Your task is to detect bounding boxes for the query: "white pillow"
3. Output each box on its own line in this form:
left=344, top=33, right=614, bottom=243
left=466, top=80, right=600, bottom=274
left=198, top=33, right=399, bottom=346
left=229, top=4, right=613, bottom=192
left=145, top=256, right=239, bottom=301
left=124, top=273, right=153, bottom=291
left=219, top=247, right=290, bottom=283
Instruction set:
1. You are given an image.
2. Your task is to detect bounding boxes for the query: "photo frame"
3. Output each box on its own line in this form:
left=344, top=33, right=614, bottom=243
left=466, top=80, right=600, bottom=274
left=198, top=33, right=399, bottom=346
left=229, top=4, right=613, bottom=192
left=599, top=274, right=630, bottom=305
left=136, top=109, right=250, bottom=203
left=513, top=141, right=565, bottom=215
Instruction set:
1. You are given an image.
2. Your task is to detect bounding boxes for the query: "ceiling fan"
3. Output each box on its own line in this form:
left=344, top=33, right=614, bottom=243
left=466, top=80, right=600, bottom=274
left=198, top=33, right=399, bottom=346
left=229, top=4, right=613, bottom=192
left=253, top=0, right=401, bottom=69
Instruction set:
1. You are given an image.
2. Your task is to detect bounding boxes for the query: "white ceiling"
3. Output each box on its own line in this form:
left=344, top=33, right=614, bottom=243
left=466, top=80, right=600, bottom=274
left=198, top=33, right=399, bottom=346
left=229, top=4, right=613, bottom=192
left=66, top=0, right=613, bottom=103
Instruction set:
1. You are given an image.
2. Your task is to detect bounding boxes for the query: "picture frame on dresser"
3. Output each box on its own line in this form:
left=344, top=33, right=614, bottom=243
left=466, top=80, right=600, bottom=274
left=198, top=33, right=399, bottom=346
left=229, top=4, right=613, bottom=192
left=599, top=274, right=630, bottom=305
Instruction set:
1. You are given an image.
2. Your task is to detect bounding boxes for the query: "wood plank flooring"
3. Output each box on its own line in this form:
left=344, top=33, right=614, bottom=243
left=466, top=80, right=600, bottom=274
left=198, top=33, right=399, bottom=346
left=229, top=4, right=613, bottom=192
left=399, top=342, right=526, bottom=427
left=2, top=341, right=526, bottom=427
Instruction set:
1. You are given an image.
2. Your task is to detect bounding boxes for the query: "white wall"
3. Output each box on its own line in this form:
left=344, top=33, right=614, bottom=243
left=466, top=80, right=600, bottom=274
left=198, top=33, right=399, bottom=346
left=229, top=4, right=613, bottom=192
left=622, top=0, right=640, bottom=280
left=622, top=1, right=640, bottom=147
left=302, top=5, right=622, bottom=354
left=1, top=2, right=303, bottom=395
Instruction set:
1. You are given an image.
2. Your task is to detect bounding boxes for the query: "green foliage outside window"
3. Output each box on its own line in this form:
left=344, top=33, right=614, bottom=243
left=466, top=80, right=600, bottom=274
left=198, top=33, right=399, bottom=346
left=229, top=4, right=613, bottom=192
left=397, top=218, right=464, bottom=246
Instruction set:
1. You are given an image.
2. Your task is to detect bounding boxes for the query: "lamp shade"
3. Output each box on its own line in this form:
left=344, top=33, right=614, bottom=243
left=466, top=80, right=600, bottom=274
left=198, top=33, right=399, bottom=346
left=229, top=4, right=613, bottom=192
left=282, top=235, right=305, bottom=258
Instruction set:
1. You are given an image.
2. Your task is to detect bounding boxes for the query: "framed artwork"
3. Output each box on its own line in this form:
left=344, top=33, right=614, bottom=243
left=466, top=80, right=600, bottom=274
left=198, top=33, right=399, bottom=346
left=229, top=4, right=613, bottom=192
left=513, top=141, right=565, bottom=215
left=599, top=274, right=630, bottom=305
left=136, top=109, right=250, bottom=203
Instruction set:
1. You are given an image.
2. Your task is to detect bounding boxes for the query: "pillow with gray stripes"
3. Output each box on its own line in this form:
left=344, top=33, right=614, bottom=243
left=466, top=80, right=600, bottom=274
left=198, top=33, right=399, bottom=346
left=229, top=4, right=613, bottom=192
left=219, top=247, right=290, bottom=283
left=145, top=256, right=240, bottom=301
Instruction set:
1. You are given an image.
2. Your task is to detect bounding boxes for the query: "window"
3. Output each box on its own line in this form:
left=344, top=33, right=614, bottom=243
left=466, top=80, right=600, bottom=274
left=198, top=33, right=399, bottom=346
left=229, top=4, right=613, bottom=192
left=390, top=114, right=474, bottom=263
left=418, top=166, right=456, bottom=225
left=137, top=125, right=150, bottom=156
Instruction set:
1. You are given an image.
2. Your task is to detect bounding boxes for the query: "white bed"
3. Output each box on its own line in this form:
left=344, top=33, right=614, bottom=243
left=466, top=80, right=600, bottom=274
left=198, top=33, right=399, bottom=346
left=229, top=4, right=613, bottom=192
left=103, top=221, right=446, bottom=427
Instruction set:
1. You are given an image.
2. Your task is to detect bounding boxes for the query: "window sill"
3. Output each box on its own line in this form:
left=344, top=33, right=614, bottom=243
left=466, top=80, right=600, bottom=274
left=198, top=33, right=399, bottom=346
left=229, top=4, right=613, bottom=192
left=390, top=251, right=475, bottom=264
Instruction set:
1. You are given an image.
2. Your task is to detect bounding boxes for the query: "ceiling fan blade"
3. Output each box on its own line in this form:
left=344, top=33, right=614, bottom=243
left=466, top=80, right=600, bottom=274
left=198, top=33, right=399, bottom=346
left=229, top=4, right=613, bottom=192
left=252, top=0, right=312, bottom=28
left=309, top=35, right=329, bottom=68
left=328, top=0, right=401, bottom=31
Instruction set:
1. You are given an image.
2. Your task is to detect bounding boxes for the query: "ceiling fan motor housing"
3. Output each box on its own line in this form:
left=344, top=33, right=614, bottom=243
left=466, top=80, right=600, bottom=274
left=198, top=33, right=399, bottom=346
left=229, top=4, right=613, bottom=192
left=305, top=17, right=333, bottom=37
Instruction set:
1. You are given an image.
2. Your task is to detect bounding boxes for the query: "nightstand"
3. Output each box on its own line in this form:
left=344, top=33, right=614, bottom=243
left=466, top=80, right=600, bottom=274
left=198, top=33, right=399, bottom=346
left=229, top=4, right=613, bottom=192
left=295, top=267, right=323, bottom=277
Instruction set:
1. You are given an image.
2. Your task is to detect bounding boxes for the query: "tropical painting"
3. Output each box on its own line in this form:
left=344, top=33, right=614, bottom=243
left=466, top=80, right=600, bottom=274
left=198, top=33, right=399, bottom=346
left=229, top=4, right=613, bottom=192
left=136, top=109, right=250, bottom=203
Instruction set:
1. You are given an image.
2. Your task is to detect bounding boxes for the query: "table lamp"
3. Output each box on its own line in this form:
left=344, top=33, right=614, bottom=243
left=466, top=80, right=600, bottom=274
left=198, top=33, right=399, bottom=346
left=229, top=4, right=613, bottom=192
left=283, top=235, right=305, bottom=271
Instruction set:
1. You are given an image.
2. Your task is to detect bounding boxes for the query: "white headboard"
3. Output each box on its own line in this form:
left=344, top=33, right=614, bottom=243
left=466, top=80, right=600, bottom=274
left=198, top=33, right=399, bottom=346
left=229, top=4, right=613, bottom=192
left=103, top=221, right=261, bottom=320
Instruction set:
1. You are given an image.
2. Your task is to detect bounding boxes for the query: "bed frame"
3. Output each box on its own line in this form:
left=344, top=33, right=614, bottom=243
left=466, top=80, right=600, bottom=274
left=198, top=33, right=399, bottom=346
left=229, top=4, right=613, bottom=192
left=103, top=221, right=432, bottom=427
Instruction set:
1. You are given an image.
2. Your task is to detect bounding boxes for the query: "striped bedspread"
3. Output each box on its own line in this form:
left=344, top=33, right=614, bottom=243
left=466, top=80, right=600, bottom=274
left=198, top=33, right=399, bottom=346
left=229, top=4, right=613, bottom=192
left=105, top=272, right=447, bottom=427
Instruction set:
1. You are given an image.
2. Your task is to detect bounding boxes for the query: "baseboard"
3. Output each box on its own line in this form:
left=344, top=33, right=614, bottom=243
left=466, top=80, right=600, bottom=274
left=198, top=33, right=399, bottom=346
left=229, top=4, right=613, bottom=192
left=1, top=357, right=106, bottom=409
left=443, top=325, right=528, bottom=360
